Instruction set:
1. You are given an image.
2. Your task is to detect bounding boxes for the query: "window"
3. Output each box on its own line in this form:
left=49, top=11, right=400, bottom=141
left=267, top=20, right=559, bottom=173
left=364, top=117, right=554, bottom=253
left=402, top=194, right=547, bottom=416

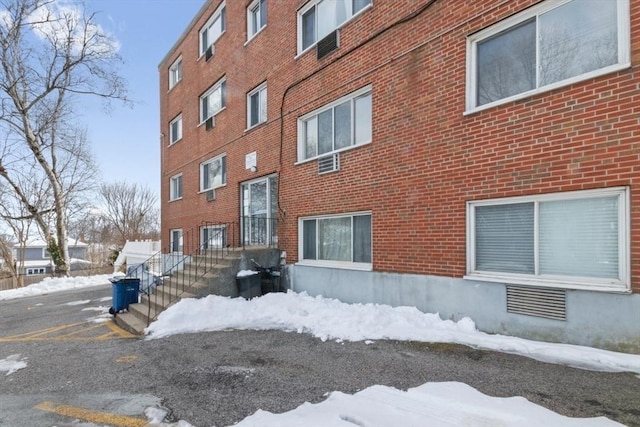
left=169, top=115, right=182, bottom=145
left=169, top=56, right=182, bottom=89
left=200, top=155, right=227, bottom=191
left=170, top=229, right=183, bottom=253
left=43, top=249, right=50, bottom=259
left=466, top=0, right=630, bottom=112
left=247, top=0, right=267, bottom=40
left=247, top=83, right=267, bottom=128
left=299, top=212, right=372, bottom=270
left=298, top=86, right=372, bottom=162
left=200, top=78, right=226, bottom=123
left=298, top=0, right=371, bottom=54
left=466, top=187, right=630, bottom=292
left=200, top=2, right=226, bottom=56
left=27, top=268, right=46, bottom=275
left=169, top=174, right=183, bottom=201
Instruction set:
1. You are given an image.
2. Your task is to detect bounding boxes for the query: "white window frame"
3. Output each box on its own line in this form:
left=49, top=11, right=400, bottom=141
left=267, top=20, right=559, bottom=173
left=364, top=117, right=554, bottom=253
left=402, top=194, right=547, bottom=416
left=247, top=0, right=267, bottom=42
left=168, top=56, right=182, bottom=90
left=170, top=229, right=183, bottom=253
left=297, top=0, right=372, bottom=55
left=169, top=174, right=183, bottom=201
left=27, top=268, right=46, bottom=275
left=169, top=114, right=182, bottom=145
left=246, top=82, right=267, bottom=129
left=296, top=85, right=372, bottom=163
left=199, top=77, right=226, bottom=124
left=199, top=154, right=227, bottom=192
left=297, top=211, right=372, bottom=271
left=465, top=187, right=630, bottom=293
left=199, top=2, right=226, bottom=57
left=465, top=0, right=631, bottom=114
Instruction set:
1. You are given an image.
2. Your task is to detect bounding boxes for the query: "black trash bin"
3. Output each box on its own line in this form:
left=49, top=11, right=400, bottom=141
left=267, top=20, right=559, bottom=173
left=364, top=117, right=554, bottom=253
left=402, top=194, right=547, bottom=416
left=236, top=272, right=262, bottom=299
left=108, top=277, right=140, bottom=315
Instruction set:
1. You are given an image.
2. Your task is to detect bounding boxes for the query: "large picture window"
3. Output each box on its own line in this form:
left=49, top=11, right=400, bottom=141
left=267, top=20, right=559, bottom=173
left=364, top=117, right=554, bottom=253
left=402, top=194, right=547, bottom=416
left=466, top=0, right=630, bottom=112
left=297, top=0, right=371, bottom=54
left=299, top=212, right=372, bottom=270
left=298, top=86, right=372, bottom=162
left=466, top=187, right=629, bottom=292
left=200, top=155, right=227, bottom=192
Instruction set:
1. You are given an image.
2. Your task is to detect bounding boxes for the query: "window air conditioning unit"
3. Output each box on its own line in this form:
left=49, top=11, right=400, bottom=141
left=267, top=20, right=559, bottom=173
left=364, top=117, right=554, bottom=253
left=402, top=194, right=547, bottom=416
left=206, top=189, right=216, bottom=201
left=205, top=116, right=215, bottom=130
left=205, top=45, right=214, bottom=61
left=318, top=153, right=340, bottom=174
left=317, top=30, right=339, bottom=60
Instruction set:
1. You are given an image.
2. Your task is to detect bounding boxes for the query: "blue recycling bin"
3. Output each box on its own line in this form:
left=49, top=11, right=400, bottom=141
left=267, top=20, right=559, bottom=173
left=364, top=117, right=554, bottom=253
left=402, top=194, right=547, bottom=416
left=109, top=278, right=140, bottom=315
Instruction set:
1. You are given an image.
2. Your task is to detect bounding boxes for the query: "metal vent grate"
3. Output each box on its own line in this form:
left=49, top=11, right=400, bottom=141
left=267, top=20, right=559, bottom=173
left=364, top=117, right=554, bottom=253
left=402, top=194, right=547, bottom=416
left=206, top=189, right=216, bottom=201
left=317, top=30, right=339, bottom=60
left=506, top=285, right=566, bottom=321
left=318, top=153, right=340, bottom=174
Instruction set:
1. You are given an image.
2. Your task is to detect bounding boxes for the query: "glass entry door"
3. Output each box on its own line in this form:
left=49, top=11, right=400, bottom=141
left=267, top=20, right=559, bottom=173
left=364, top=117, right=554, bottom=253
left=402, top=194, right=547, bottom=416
left=242, top=175, right=277, bottom=246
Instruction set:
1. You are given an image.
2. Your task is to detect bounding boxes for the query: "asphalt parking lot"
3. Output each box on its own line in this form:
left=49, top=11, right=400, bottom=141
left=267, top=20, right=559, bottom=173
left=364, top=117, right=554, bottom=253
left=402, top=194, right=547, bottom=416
left=1, top=285, right=639, bottom=426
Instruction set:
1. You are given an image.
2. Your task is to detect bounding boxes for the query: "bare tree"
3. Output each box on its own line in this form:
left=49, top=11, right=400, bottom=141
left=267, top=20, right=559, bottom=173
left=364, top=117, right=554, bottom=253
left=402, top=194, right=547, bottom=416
left=0, top=0, right=127, bottom=275
left=99, top=181, right=159, bottom=247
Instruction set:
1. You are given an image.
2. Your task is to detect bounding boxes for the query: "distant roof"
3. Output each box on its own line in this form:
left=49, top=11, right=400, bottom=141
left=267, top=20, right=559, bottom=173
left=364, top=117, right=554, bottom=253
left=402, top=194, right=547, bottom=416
left=24, top=238, right=88, bottom=248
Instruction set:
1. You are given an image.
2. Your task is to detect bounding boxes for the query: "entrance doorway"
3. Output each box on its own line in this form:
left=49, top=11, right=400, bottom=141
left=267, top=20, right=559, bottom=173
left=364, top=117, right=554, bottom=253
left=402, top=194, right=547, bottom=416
left=241, top=175, right=277, bottom=246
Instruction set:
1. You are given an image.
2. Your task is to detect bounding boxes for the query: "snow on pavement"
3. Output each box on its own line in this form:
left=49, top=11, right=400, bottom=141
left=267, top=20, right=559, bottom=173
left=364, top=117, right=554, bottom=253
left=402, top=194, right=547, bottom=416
left=145, top=291, right=640, bottom=374
left=0, top=275, right=111, bottom=301
left=0, top=354, right=28, bottom=376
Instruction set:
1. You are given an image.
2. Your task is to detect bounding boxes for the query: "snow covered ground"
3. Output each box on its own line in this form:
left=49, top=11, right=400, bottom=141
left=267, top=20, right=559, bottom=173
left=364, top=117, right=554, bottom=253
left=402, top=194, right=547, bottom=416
left=1, top=276, right=637, bottom=426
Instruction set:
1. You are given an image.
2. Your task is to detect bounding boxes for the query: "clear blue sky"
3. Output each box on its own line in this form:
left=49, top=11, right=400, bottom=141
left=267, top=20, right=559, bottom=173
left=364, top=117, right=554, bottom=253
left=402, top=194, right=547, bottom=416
left=81, top=0, right=205, bottom=199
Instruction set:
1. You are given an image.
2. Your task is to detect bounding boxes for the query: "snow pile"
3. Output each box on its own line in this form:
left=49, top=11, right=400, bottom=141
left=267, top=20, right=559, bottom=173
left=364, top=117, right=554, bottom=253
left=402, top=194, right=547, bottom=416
left=146, top=291, right=640, bottom=374
left=234, top=382, right=623, bottom=427
left=0, top=275, right=111, bottom=301
left=0, top=354, right=28, bottom=376
left=237, top=270, right=259, bottom=277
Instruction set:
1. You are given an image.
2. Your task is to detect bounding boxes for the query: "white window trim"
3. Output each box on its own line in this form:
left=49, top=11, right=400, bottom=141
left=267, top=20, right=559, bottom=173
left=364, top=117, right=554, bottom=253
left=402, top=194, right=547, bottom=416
left=169, top=114, right=182, bottom=145
left=168, top=56, right=182, bottom=90
left=464, top=0, right=631, bottom=114
left=296, top=211, right=373, bottom=271
left=246, top=0, right=266, bottom=43
left=199, top=77, right=226, bottom=125
left=296, top=0, right=372, bottom=56
left=199, top=154, right=227, bottom=192
left=296, top=85, right=372, bottom=164
left=465, top=187, right=630, bottom=293
left=199, top=1, right=226, bottom=57
left=246, top=82, right=267, bottom=130
left=169, top=173, right=183, bottom=201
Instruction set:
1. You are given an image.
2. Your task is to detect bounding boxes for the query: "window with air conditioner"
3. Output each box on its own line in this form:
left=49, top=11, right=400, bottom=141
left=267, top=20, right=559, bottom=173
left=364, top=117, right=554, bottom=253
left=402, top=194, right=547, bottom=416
left=200, top=77, right=226, bottom=125
left=200, top=155, right=227, bottom=192
left=298, top=0, right=371, bottom=54
left=169, top=174, right=183, bottom=201
left=466, top=0, right=630, bottom=113
left=247, top=83, right=267, bottom=129
left=299, top=212, right=372, bottom=270
left=247, top=0, right=267, bottom=41
left=297, top=86, right=372, bottom=162
left=200, top=2, right=226, bottom=57
left=169, top=114, right=182, bottom=145
left=169, top=56, right=182, bottom=89
left=466, top=187, right=630, bottom=292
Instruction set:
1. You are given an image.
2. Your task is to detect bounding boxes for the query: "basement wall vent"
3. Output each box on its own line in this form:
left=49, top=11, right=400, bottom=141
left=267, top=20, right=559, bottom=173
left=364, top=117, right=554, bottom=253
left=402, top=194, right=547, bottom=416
left=317, top=30, right=339, bottom=60
left=506, top=285, right=566, bottom=321
left=206, top=189, right=216, bottom=202
left=318, top=153, right=340, bottom=174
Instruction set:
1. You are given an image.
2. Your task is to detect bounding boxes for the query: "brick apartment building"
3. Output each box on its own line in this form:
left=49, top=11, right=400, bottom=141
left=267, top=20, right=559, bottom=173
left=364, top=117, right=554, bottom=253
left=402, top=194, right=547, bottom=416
left=160, top=0, right=639, bottom=352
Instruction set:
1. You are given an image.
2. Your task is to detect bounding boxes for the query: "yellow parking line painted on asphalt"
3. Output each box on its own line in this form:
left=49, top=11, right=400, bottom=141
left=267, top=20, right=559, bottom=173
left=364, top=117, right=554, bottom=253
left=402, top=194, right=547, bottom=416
left=116, top=354, right=138, bottom=363
left=0, top=321, right=135, bottom=342
left=34, top=401, right=148, bottom=427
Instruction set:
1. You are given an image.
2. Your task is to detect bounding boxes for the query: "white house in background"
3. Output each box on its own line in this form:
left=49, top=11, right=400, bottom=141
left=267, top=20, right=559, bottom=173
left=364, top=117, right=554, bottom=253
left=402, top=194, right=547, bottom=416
left=113, top=240, right=161, bottom=274
left=13, top=238, right=90, bottom=276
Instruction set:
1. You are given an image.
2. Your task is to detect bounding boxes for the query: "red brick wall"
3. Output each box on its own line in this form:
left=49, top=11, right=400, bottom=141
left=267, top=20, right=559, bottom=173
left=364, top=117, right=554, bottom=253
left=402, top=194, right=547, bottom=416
left=160, top=0, right=640, bottom=291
